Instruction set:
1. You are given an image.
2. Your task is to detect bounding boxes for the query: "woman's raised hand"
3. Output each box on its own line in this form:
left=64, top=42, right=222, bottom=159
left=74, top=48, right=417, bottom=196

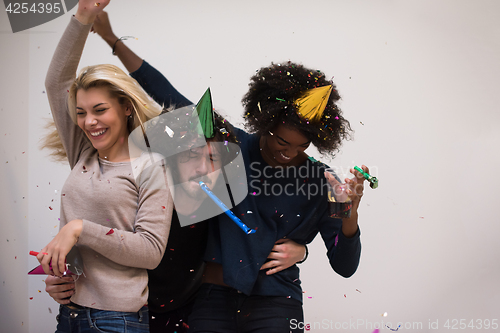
left=75, top=0, right=111, bottom=25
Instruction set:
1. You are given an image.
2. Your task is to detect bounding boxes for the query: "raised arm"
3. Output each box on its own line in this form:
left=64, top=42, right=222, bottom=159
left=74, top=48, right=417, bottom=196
left=92, top=11, right=143, bottom=73
left=44, top=0, right=111, bottom=168
left=92, top=11, right=192, bottom=108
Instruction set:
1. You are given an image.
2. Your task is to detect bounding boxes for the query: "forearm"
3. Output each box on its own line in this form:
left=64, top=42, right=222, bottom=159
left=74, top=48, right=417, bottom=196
left=78, top=215, right=171, bottom=269
left=102, top=33, right=143, bottom=73
left=330, top=228, right=361, bottom=277
left=341, top=212, right=359, bottom=238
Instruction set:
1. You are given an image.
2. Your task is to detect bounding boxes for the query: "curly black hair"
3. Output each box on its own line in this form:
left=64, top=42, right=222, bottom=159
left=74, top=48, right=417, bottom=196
left=242, top=61, right=352, bottom=156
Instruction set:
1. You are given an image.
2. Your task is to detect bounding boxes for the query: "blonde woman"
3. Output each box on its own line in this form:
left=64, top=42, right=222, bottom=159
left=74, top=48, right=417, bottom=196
left=37, top=1, right=172, bottom=332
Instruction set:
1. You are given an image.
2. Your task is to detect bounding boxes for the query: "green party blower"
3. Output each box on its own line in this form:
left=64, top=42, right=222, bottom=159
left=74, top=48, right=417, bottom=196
left=354, top=166, right=378, bottom=189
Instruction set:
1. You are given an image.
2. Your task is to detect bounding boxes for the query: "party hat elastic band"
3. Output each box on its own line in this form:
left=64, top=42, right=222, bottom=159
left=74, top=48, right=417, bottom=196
left=294, top=85, right=333, bottom=122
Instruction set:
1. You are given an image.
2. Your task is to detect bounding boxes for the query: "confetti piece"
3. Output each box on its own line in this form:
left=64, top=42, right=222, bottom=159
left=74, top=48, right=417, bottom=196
left=164, top=125, right=174, bottom=138
left=29, top=297, right=33, bottom=300
left=356, top=289, right=361, bottom=293
left=94, top=2, right=100, bottom=7
left=48, top=308, right=52, bottom=314
left=106, top=229, right=114, bottom=235
left=49, top=207, right=53, bottom=210
left=386, top=325, right=401, bottom=331
left=372, top=330, right=380, bottom=333
left=162, top=206, right=166, bottom=209
left=382, top=312, right=388, bottom=317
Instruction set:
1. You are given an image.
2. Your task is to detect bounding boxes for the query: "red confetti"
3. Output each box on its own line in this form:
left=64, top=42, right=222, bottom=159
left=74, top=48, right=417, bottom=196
left=49, top=206, right=53, bottom=210
left=160, top=304, right=165, bottom=307
left=30, top=297, right=33, bottom=300
left=106, top=229, right=114, bottom=235
left=161, top=206, right=166, bottom=209
left=344, top=294, right=346, bottom=298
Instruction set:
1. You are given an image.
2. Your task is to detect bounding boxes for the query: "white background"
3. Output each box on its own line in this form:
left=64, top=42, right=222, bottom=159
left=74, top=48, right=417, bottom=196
left=1, top=1, right=499, bottom=332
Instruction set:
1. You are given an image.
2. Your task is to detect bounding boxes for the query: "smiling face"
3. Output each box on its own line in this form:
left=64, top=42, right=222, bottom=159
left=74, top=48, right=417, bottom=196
left=174, top=141, right=223, bottom=200
left=76, top=87, right=131, bottom=160
left=261, top=124, right=311, bottom=167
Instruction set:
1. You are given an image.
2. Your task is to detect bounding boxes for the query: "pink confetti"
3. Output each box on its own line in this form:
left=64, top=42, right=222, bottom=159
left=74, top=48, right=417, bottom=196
left=106, top=229, right=114, bottom=235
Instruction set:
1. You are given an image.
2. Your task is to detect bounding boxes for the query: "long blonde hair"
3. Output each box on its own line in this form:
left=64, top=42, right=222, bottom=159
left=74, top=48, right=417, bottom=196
left=42, top=64, right=162, bottom=161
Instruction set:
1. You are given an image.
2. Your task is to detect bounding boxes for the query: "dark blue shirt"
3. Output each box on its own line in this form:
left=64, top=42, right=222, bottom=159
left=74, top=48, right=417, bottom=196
left=204, top=128, right=361, bottom=302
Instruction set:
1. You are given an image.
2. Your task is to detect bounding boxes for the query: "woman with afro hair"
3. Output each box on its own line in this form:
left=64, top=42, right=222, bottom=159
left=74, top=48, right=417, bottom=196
left=186, top=62, right=369, bottom=333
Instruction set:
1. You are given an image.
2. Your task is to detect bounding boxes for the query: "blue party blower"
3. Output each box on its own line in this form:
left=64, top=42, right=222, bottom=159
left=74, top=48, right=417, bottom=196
left=199, top=181, right=256, bottom=234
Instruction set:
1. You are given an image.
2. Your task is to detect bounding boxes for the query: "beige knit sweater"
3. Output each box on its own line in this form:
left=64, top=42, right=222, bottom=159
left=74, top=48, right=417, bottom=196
left=45, top=16, right=173, bottom=312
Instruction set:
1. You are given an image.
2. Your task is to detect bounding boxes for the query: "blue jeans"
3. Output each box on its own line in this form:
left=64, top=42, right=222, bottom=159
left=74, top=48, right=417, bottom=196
left=188, top=284, right=304, bottom=333
left=55, top=304, right=149, bottom=333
